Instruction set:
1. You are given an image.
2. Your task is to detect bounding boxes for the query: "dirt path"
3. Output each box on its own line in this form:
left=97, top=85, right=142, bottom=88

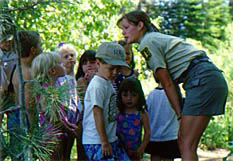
left=174, top=148, right=232, bottom=161
left=197, top=148, right=232, bottom=161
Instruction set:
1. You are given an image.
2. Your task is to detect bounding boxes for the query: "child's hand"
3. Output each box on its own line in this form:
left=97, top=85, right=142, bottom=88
left=60, top=113, right=80, bottom=136
left=102, top=142, right=112, bottom=157
left=77, top=77, right=88, bottom=87
left=84, top=69, right=96, bottom=82
left=77, top=77, right=88, bottom=102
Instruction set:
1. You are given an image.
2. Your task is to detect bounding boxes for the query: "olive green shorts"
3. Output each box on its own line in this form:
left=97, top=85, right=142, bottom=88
left=181, top=58, right=228, bottom=116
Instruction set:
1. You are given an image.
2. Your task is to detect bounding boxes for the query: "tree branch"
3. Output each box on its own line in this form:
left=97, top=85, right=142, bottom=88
left=5, top=0, right=78, bottom=13
left=6, top=1, right=42, bottom=12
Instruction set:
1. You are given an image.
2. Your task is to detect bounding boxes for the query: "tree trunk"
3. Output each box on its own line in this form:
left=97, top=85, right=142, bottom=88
left=13, top=27, right=31, bottom=161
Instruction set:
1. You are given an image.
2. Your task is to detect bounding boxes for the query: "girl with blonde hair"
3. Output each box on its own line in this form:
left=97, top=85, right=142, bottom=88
left=32, top=52, right=67, bottom=160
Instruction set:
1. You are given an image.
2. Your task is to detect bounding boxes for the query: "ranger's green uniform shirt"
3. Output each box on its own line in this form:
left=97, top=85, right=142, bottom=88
left=140, top=32, right=204, bottom=80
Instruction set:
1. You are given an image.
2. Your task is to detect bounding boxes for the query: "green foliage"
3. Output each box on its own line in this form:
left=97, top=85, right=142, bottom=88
left=0, top=13, right=15, bottom=41
left=6, top=0, right=135, bottom=55
left=0, top=80, right=71, bottom=160
left=149, top=0, right=232, bottom=50
left=1, top=0, right=233, bottom=158
left=200, top=116, right=228, bottom=150
left=0, top=1, right=139, bottom=160
left=32, top=81, right=70, bottom=123
left=200, top=103, right=233, bottom=150
left=0, top=117, right=61, bottom=160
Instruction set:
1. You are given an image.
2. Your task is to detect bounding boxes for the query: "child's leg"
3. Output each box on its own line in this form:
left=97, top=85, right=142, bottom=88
left=113, top=140, right=130, bottom=161
left=76, top=139, right=87, bottom=161
left=63, top=130, right=75, bottom=160
left=76, top=122, right=87, bottom=161
left=50, top=126, right=75, bottom=161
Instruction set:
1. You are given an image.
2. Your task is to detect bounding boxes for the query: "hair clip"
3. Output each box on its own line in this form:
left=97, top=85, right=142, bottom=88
left=57, top=42, right=66, bottom=48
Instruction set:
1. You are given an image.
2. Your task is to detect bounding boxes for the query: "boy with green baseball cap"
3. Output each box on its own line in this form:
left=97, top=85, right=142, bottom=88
left=82, top=42, right=130, bottom=161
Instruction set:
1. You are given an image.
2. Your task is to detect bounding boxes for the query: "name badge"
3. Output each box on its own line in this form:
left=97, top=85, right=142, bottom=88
left=141, top=46, right=152, bottom=61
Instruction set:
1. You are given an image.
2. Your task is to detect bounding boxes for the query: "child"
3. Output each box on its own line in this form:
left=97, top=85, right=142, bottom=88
left=32, top=52, right=66, bottom=160
left=145, top=75, right=181, bottom=161
left=75, top=50, right=97, bottom=161
left=56, top=43, right=79, bottom=123
left=113, top=40, right=138, bottom=96
left=76, top=50, right=97, bottom=107
left=117, top=77, right=150, bottom=160
left=55, top=43, right=80, bottom=160
left=82, top=42, right=130, bottom=161
left=56, top=43, right=77, bottom=76
left=118, top=40, right=137, bottom=76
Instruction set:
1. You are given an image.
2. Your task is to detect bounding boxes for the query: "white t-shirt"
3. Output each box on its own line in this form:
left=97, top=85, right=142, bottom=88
left=82, top=75, right=118, bottom=144
left=146, top=88, right=179, bottom=141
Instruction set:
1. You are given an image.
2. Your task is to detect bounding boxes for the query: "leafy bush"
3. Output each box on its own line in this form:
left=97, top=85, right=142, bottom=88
left=200, top=103, right=233, bottom=150
left=200, top=115, right=229, bottom=150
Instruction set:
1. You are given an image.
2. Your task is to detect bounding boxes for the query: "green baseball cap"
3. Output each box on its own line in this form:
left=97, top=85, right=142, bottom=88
left=96, top=42, right=129, bottom=68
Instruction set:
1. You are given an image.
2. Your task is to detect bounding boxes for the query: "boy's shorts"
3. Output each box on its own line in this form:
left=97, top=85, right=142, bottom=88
left=145, top=139, right=181, bottom=159
left=83, top=140, right=130, bottom=161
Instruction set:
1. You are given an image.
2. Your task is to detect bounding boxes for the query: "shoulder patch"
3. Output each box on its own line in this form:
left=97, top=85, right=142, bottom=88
left=141, top=46, right=152, bottom=61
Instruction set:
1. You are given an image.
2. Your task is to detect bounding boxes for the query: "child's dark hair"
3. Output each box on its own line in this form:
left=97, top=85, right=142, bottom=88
left=118, top=40, right=135, bottom=70
left=75, top=50, right=96, bottom=80
left=118, top=77, right=146, bottom=112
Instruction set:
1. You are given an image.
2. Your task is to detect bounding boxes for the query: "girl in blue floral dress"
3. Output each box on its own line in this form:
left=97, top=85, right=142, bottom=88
left=117, top=77, right=150, bottom=160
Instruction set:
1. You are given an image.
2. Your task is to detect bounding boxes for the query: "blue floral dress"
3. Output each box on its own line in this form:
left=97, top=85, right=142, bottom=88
left=117, top=111, right=142, bottom=158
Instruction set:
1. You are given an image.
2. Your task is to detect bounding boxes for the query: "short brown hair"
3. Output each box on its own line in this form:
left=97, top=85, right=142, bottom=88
left=18, top=31, right=41, bottom=58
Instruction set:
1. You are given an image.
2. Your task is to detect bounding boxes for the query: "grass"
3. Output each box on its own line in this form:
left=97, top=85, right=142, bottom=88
left=71, top=139, right=77, bottom=160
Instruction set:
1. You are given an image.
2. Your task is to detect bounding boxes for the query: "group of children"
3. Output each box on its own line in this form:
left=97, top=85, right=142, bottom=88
left=30, top=40, right=181, bottom=161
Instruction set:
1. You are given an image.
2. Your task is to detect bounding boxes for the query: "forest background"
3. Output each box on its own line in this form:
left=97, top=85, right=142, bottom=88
left=0, top=0, right=233, bottom=160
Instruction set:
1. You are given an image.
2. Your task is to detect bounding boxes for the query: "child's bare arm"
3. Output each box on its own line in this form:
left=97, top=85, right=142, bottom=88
left=93, top=106, right=112, bottom=156
left=77, top=77, right=88, bottom=104
left=137, top=111, right=150, bottom=159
